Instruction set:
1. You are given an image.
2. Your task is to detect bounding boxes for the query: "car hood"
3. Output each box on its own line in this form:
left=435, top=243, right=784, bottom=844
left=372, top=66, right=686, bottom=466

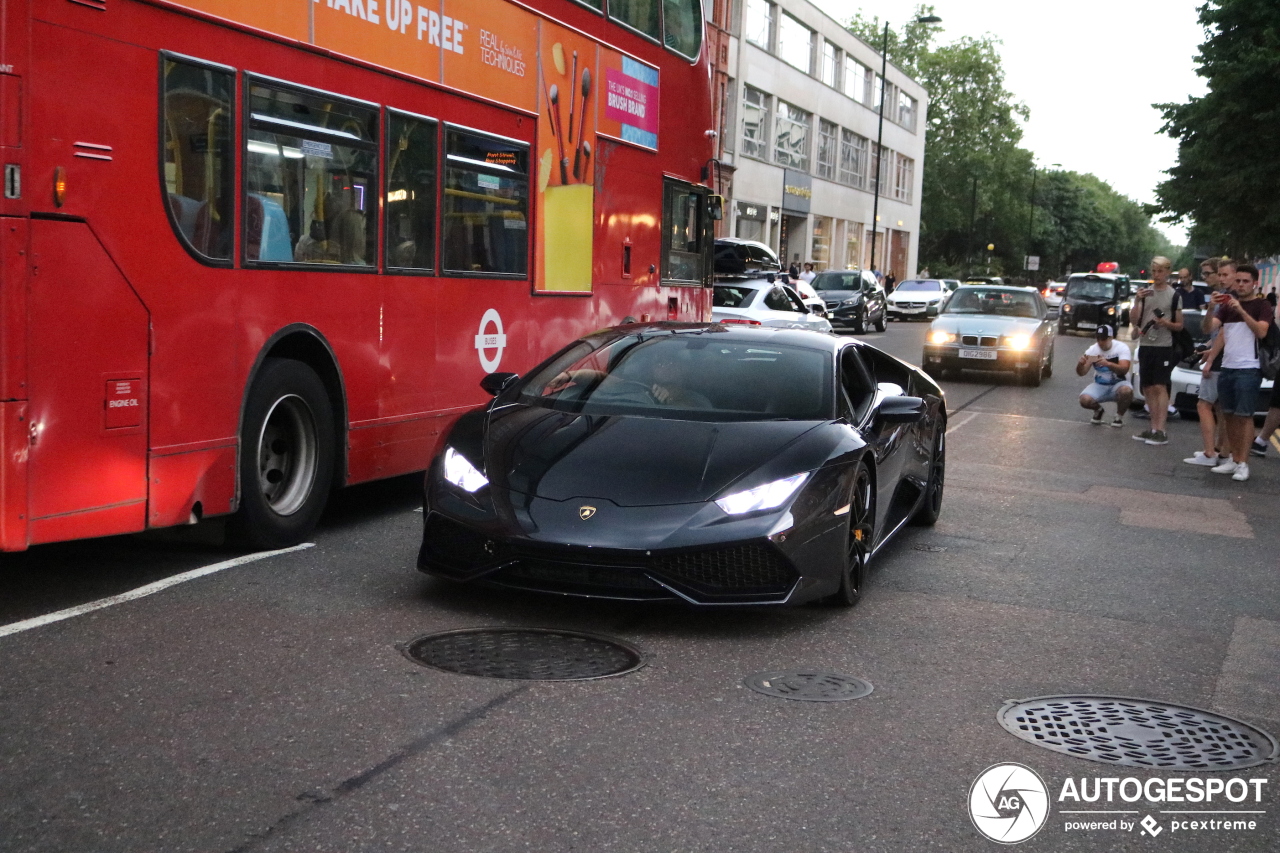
left=817, top=289, right=859, bottom=301
left=477, top=404, right=829, bottom=507
left=888, top=291, right=943, bottom=302
left=930, top=314, right=1043, bottom=334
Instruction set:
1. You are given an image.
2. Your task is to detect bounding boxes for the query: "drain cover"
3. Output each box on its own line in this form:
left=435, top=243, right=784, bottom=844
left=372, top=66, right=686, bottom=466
left=998, top=695, right=1280, bottom=771
left=404, top=628, right=645, bottom=681
left=744, top=671, right=873, bottom=702
left=913, top=544, right=947, bottom=553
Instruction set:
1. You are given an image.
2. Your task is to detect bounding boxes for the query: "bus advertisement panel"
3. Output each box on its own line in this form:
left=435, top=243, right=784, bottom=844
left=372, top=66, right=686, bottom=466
left=0, top=0, right=714, bottom=550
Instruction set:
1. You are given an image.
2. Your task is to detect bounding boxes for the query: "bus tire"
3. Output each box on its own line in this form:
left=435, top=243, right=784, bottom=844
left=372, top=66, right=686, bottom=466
left=230, top=358, right=335, bottom=550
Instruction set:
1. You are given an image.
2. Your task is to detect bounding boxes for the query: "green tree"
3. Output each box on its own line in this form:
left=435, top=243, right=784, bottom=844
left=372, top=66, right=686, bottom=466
left=1155, top=0, right=1280, bottom=257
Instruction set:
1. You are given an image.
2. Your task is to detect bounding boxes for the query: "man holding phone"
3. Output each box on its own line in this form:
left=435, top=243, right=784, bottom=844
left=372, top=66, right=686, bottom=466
left=1130, top=256, right=1184, bottom=445
left=1198, top=263, right=1272, bottom=481
left=1076, top=325, right=1133, bottom=427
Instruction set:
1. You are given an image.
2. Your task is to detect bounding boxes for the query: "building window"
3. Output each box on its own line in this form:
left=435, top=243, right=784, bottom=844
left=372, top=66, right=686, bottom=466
left=386, top=112, right=437, bottom=271
left=817, top=119, right=837, bottom=180
left=609, top=0, right=661, bottom=40
left=845, top=221, right=863, bottom=269
left=777, top=13, right=813, bottom=73
left=244, top=79, right=378, bottom=266
left=843, top=56, right=868, bottom=104
left=744, top=0, right=771, bottom=48
left=871, top=143, right=892, bottom=193
left=820, top=41, right=838, bottom=87
left=741, top=85, right=770, bottom=160
left=811, top=215, right=831, bottom=266
left=839, top=128, right=868, bottom=188
left=893, top=153, right=914, bottom=203
left=162, top=56, right=235, bottom=263
left=773, top=100, right=810, bottom=171
left=872, top=75, right=885, bottom=111
left=442, top=129, right=529, bottom=276
left=897, top=93, right=917, bottom=132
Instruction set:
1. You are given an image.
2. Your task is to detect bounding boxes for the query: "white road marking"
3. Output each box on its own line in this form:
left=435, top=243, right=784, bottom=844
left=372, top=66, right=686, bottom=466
left=0, top=543, right=314, bottom=640
left=946, top=412, right=979, bottom=434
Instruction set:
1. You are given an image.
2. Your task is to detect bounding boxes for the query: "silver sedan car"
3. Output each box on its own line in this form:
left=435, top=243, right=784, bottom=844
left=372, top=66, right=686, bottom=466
left=921, top=285, right=1056, bottom=386
left=712, top=278, right=833, bottom=333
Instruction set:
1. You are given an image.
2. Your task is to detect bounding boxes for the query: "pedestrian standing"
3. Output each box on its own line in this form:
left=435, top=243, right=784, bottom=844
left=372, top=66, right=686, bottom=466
left=1076, top=325, right=1133, bottom=427
left=1250, top=295, right=1280, bottom=459
left=1198, top=263, right=1271, bottom=481
left=800, top=262, right=817, bottom=284
left=1130, top=256, right=1184, bottom=446
left=884, top=272, right=897, bottom=293
left=1178, top=268, right=1206, bottom=310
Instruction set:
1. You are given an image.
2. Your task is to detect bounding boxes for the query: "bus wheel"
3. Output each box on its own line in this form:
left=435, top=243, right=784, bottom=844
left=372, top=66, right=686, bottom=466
left=230, top=358, right=335, bottom=550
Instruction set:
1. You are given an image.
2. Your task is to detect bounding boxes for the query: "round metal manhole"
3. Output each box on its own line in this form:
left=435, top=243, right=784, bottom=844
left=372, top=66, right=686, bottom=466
left=404, top=627, right=645, bottom=681
left=744, top=671, right=873, bottom=702
left=998, top=695, right=1280, bottom=771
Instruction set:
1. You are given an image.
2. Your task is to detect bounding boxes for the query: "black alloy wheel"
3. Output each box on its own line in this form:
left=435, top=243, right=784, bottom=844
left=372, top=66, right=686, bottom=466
left=913, top=427, right=945, bottom=526
left=229, top=358, right=336, bottom=549
left=829, top=461, right=873, bottom=607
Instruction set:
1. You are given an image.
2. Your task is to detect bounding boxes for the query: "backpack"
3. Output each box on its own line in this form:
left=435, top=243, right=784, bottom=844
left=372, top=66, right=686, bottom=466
left=1259, top=321, right=1280, bottom=381
left=1169, top=291, right=1196, bottom=363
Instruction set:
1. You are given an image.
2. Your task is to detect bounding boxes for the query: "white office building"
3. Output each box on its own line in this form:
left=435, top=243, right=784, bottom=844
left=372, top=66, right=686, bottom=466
left=719, top=0, right=928, bottom=279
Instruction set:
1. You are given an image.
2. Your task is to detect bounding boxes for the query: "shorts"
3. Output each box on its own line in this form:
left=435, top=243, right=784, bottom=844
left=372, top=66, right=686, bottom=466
left=1197, top=372, right=1218, bottom=404
left=1082, top=381, right=1132, bottom=404
left=1138, top=346, right=1176, bottom=389
left=1218, top=367, right=1263, bottom=416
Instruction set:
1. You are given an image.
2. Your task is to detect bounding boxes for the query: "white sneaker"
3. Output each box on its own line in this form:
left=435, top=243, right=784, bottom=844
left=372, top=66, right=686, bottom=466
left=1211, top=459, right=1239, bottom=474
left=1184, top=452, right=1220, bottom=467
left=1232, top=463, right=1250, bottom=482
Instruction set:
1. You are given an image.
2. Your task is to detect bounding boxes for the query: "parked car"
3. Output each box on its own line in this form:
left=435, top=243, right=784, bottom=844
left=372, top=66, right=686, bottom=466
left=812, top=269, right=887, bottom=333
left=886, top=279, right=950, bottom=320
left=1131, top=345, right=1273, bottom=420
left=922, top=285, right=1056, bottom=386
left=418, top=323, right=947, bottom=607
left=1042, top=281, right=1066, bottom=314
left=1058, top=273, right=1133, bottom=334
left=714, top=238, right=825, bottom=316
left=711, top=279, right=832, bottom=333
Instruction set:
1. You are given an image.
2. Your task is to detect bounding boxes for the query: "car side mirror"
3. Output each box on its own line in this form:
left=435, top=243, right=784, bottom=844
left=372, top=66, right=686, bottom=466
left=480, top=372, right=519, bottom=396
left=878, top=395, right=926, bottom=423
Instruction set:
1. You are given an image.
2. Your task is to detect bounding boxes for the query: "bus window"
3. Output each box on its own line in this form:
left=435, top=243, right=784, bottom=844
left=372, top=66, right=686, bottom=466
left=161, top=56, right=235, bottom=262
left=663, top=0, right=703, bottom=58
left=609, top=0, right=661, bottom=40
left=442, top=129, right=529, bottom=277
left=386, top=111, right=438, bottom=271
left=662, top=180, right=706, bottom=284
left=244, top=80, right=378, bottom=267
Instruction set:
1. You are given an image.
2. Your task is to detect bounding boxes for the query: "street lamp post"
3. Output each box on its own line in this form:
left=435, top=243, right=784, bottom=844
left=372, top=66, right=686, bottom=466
left=1025, top=162, right=1060, bottom=284
left=868, top=14, right=941, bottom=279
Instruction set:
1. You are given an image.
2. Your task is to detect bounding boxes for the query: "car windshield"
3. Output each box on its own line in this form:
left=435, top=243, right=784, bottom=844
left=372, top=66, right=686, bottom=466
left=713, top=285, right=757, bottom=308
left=1066, top=278, right=1119, bottom=300
left=813, top=273, right=863, bottom=292
left=520, top=333, right=834, bottom=421
left=894, top=280, right=942, bottom=292
left=942, top=289, right=1041, bottom=318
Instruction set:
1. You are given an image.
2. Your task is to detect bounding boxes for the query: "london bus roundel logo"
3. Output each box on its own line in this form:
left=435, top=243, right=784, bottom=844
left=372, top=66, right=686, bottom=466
left=474, top=309, right=508, bottom=373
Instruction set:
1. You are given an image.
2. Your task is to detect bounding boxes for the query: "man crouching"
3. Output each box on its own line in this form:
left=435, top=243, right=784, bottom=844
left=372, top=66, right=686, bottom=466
left=1077, top=324, right=1134, bottom=427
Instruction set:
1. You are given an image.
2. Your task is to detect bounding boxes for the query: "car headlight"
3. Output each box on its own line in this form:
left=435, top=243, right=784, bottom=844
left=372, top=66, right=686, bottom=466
left=1106, top=305, right=1116, bottom=314
left=1062, top=303, right=1072, bottom=312
left=841, top=297, right=862, bottom=306
left=442, top=446, right=488, bottom=492
left=928, top=330, right=956, bottom=345
left=715, top=472, right=809, bottom=515
left=1005, top=333, right=1033, bottom=350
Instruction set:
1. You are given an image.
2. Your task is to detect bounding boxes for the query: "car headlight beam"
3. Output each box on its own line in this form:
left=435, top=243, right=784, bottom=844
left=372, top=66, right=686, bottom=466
left=928, top=330, right=956, bottom=345
left=442, top=446, right=489, bottom=492
left=1005, top=333, right=1033, bottom=350
left=716, top=472, right=809, bottom=515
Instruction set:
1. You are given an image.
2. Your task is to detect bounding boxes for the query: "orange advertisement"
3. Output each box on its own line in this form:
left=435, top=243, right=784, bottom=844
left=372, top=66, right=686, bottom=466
left=313, top=0, right=442, bottom=84
left=535, top=22, right=598, bottom=293
left=441, top=0, right=538, bottom=113
left=164, top=0, right=309, bottom=41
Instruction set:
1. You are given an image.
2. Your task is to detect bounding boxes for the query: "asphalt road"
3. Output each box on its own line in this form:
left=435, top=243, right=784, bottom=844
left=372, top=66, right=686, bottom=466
left=2, top=320, right=1278, bottom=853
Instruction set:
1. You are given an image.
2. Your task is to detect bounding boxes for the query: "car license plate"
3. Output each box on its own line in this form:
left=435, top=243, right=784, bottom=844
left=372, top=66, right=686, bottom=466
left=1078, top=322, right=1097, bottom=329
left=959, top=349, right=997, bottom=360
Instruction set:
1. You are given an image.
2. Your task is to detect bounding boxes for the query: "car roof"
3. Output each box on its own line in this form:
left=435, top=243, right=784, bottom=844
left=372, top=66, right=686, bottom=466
left=954, top=284, right=1044, bottom=294
left=713, top=277, right=786, bottom=291
left=597, top=321, right=843, bottom=352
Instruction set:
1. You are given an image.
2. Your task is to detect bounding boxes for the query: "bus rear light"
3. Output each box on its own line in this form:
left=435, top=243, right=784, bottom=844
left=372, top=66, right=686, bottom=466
left=53, top=167, right=66, bottom=207
left=718, top=318, right=761, bottom=325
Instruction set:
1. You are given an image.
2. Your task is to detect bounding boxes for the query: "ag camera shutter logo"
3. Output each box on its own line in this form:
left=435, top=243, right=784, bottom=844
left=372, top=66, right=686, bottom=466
left=969, top=763, right=1050, bottom=844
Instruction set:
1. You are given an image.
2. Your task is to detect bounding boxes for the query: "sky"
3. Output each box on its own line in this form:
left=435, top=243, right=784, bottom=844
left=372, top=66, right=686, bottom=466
left=816, top=0, right=1208, bottom=245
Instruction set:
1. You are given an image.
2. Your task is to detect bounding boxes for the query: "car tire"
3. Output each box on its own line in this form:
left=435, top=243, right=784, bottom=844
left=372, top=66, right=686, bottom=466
left=912, top=428, right=945, bottom=526
left=828, top=461, right=872, bottom=607
left=1022, top=366, right=1042, bottom=387
left=874, top=311, right=886, bottom=332
left=1042, top=347, right=1054, bottom=378
left=852, top=314, right=866, bottom=335
left=229, top=358, right=336, bottom=550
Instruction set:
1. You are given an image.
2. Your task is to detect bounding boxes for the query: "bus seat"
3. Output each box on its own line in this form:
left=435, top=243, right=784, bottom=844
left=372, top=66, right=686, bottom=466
left=246, top=193, right=294, bottom=262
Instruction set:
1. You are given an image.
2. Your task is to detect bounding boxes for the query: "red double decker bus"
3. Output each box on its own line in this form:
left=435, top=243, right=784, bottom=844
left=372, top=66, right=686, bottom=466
left=0, top=0, right=716, bottom=550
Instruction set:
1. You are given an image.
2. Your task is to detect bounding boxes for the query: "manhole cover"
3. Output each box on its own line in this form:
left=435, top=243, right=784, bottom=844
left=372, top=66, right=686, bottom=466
left=404, top=628, right=645, bottom=681
left=744, top=671, right=873, bottom=702
left=913, top=544, right=947, bottom=552
left=998, top=695, right=1280, bottom=770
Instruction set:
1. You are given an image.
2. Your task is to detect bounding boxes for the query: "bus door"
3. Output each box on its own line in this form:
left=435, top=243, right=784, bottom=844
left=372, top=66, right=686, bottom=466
left=26, top=220, right=149, bottom=544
